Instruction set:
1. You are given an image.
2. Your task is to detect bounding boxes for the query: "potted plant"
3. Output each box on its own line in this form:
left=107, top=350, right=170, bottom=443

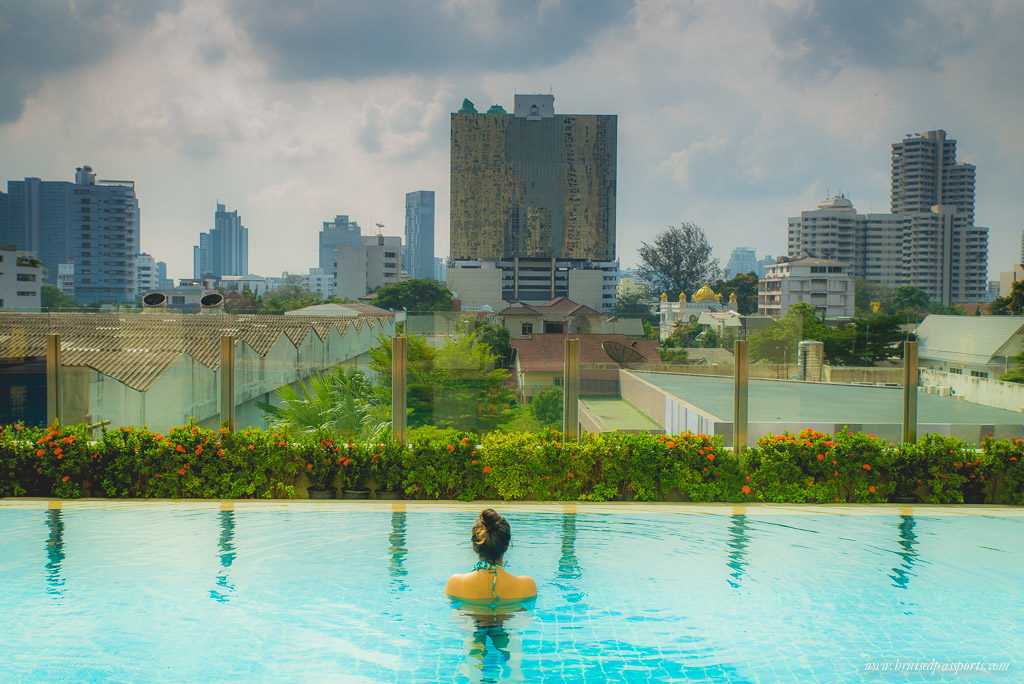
left=369, top=441, right=406, bottom=499
left=305, top=436, right=341, bottom=499
left=340, top=442, right=370, bottom=499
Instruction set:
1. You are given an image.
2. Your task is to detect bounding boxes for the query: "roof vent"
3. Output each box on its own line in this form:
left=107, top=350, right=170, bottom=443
left=141, top=291, right=167, bottom=312
left=200, top=292, right=225, bottom=313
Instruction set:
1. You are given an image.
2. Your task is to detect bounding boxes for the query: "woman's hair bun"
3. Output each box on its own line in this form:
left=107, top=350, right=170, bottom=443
left=480, top=508, right=500, bottom=531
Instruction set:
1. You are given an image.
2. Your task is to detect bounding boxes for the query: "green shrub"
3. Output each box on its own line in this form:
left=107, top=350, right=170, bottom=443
left=982, top=436, right=1024, bottom=504
left=402, top=427, right=481, bottom=500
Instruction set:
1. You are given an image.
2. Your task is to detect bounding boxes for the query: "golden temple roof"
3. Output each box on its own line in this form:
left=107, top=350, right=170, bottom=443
left=692, top=283, right=720, bottom=302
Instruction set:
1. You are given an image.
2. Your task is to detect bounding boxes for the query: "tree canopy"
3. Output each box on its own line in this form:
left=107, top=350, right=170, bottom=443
left=371, top=278, right=454, bottom=313
left=636, top=222, right=722, bottom=299
left=712, top=272, right=759, bottom=314
left=990, top=280, right=1024, bottom=316
left=41, top=285, right=81, bottom=312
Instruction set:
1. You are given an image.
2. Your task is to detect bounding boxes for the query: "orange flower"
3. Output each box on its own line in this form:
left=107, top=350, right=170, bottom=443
left=178, top=468, right=186, bottom=475
left=707, top=453, right=715, bottom=461
left=36, top=449, right=44, bottom=457
left=567, top=473, right=574, bottom=479
left=221, top=428, right=228, bottom=433
left=555, top=442, right=561, bottom=448
left=741, top=485, right=751, bottom=494
left=482, top=466, right=491, bottom=474
left=744, top=475, right=750, bottom=482
left=306, top=463, right=313, bottom=470
left=471, top=451, right=476, bottom=456
left=461, top=437, right=470, bottom=445
left=666, top=441, right=676, bottom=448
left=278, top=441, right=286, bottom=447
left=1011, top=457, right=1018, bottom=462
left=816, top=454, right=824, bottom=461
left=868, top=486, right=876, bottom=493
left=447, top=444, right=455, bottom=452
left=247, top=445, right=255, bottom=450
left=62, top=476, right=70, bottom=483
left=195, top=445, right=203, bottom=455
left=176, top=445, right=185, bottom=453
left=862, top=463, right=871, bottom=471
left=217, top=449, right=224, bottom=456
left=54, top=447, right=63, bottom=456
left=343, top=459, right=352, bottom=466
left=832, top=459, right=837, bottom=465
left=471, top=460, right=478, bottom=465
left=56, top=454, right=63, bottom=460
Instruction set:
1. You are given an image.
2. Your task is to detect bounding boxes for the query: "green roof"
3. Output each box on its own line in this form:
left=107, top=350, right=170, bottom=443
left=632, top=371, right=1024, bottom=425
left=580, top=396, right=662, bottom=431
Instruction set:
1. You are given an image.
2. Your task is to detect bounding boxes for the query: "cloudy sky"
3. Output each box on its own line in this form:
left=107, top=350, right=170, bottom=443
left=2, top=0, right=1022, bottom=281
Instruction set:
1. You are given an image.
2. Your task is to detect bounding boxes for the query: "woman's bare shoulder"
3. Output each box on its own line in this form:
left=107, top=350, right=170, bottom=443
left=444, top=572, right=472, bottom=594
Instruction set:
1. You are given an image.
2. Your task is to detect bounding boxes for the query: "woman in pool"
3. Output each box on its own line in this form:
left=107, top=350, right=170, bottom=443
left=445, top=508, right=536, bottom=605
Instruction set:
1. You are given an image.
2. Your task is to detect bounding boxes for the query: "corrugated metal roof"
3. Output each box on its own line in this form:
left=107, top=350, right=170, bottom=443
left=916, top=315, right=1024, bottom=365
left=0, top=311, right=393, bottom=391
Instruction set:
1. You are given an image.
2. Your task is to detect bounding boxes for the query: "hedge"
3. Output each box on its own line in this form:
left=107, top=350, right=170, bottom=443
left=2, top=423, right=1023, bottom=504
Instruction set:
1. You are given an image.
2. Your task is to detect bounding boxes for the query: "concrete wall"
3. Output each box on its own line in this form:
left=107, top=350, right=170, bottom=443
left=920, top=368, right=1024, bottom=414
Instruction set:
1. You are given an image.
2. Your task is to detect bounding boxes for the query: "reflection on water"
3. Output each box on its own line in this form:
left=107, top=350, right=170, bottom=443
left=726, top=514, right=750, bottom=589
left=889, top=515, right=918, bottom=590
left=462, top=612, right=518, bottom=683
left=556, top=513, right=583, bottom=606
left=210, top=511, right=236, bottom=603
left=389, top=511, right=408, bottom=591
left=44, top=509, right=65, bottom=597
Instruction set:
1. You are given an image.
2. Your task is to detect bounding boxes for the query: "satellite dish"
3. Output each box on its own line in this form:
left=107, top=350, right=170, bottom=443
left=602, top=341, right=648, bottom=366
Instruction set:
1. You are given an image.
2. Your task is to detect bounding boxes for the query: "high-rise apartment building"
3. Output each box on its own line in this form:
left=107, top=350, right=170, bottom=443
left=787, top=197, right=906, bottom=289
left=135, top=253, right=159, bottom=295
left=193, top=203, right=248, bottom=279
left=318, top=215, right=362, bottom=273
left=786, top=130, right=988, bottom=306
left=726, top=247, right=757, bottom=278
left=449, top=94, right=618, bottom=311
left=2, top=165, right=139, bottom=303
left=404, top=191, right=435, bottom=280
left=757, top=257, right=854, bottom=319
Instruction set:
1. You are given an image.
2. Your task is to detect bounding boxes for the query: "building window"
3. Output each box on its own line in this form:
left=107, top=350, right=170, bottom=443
left=16, top=273, right=36, bottom=281
left=553, top=377, right=563, bottom=387
left=949, top=367, right=963, bottom=374
left=17, top=291, right=35, bottom=297
left=521, top=323, right=533, bottom=335
left=970, top=370, right=988, bottom=378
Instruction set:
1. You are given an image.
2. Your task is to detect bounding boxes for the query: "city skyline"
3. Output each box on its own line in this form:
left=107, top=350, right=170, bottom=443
left=1, top=1, right=1022, bottom=281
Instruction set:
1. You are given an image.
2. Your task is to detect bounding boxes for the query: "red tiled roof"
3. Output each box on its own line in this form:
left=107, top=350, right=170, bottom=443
left=511, top=333, right=662, bottom=372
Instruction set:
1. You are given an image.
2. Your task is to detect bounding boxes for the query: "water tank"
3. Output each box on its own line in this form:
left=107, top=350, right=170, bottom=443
left=797, top=340, right=824, bottom=381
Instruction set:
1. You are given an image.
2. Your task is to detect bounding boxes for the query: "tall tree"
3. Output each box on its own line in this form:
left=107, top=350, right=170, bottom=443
left=712, top=272, right=759, bottom=314
left=371, top=278, right=454, bottom=312
left=636, top=222, right=722, bottom=300
left=991, top=280, right=1024, bottom=316
left=40, top=285, right=81, bottom=311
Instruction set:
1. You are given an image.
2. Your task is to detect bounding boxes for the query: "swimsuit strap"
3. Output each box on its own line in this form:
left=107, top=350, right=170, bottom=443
left=472, top=560, right=500, bottom=599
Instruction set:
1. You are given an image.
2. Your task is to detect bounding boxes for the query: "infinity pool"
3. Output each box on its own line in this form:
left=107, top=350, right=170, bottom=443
left=1, top=503, right=1021, bottom=682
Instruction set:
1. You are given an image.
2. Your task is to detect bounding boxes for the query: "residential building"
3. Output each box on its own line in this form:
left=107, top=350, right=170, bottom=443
left=404, top=191, right=435, bottom=279
left=218, top=274, right=273, bottom=297
left=135, top=252, right=159, bottom=295
left=449, top=94, right=618, bottom=311
left=333, top=233, right=403, bottom=301
left=497, top=297, right=621, bottom=339
left=318, top=215, right=362, bottom=273
left=901, top=205, right=988, bottom=304
left=57, top=262, right=74, bottom=297
left=999, top=264, right=1024, bottom=298
left=3, top=165, right=139, bottom=304
left=156, top=261, right=172, bottom=288
left=193, top=203, right=248, bottom=279
left=0, top=246, right=43, bottom=311
left=916, top=315, right=1024, bottom=378
left=757, top=256, right=854, bottom=319
left=509, top=333, right=661, bottom=401
left=787, top=196, right=906, bottom=289
left=301, top=268, right=334, bottom=298
left=726, top=247, right=757, bottom=278
left=891, top=129, right=975, bottom=221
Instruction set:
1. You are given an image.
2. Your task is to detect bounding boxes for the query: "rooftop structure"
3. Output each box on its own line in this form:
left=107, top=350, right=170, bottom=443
left=915, top=314, right=1024, bottom=378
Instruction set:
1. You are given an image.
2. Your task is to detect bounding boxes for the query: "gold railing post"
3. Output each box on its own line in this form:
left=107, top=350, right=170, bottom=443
left=46, top=334, right=62, bottom=427
left=563, top=338, right=580, bottom=439
left=392, top=336, right=407, bottom=444
left=220, top=335, right=235, bottom=432
left=902, top=340, right=918, bottom=444
left=733, top=339, right=748, bottom=455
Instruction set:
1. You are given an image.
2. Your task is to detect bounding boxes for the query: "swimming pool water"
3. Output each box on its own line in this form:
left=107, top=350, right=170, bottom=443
left=1, top=504, right=1021, bottom=682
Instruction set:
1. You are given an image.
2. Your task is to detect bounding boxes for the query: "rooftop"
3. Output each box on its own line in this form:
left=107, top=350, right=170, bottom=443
left=497, top=297, right=600, bottom=317
left=511, top=334, right=661, bottom=372
left=916, top=314, right=1024, bottom=365
left=631, top=371, right=1024, bottom=424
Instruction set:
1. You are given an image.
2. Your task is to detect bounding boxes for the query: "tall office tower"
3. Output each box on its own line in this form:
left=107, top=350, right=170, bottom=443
left=449, top=94, right=618, bottom=312
left=156, top=260, right=171, bottom=288
left=891, top=130, right=975, bottom=223
left=193, top=203, right=248, bottom=279
left=404, top=191, right=435, bottom=279
left=787, top=196, right=906, bottom=290
left=318, top=215, right=362, bottom=273
left=3, top=165, right=139, bottom=303
left=726, top=247, right=757, bottom=278
left=0, top=189, right=8, bottom=242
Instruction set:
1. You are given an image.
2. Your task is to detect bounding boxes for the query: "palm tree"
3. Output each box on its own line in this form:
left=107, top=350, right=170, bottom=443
left=259, top=366, right=390, bottom=440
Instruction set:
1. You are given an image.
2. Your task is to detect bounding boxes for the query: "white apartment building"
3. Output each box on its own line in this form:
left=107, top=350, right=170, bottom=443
left=57, top=262, right=74, bottom=297
left=135, top=252, right=159, bottom=295
left=788, top=197, right=905, bottom=289
left=334, top=235, right=403, bottom=300
left=0, top=246, right=43, bottom=311
left=758, top=257, right=854, bottom=319
left=301, top=268, right=335, bottom=298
